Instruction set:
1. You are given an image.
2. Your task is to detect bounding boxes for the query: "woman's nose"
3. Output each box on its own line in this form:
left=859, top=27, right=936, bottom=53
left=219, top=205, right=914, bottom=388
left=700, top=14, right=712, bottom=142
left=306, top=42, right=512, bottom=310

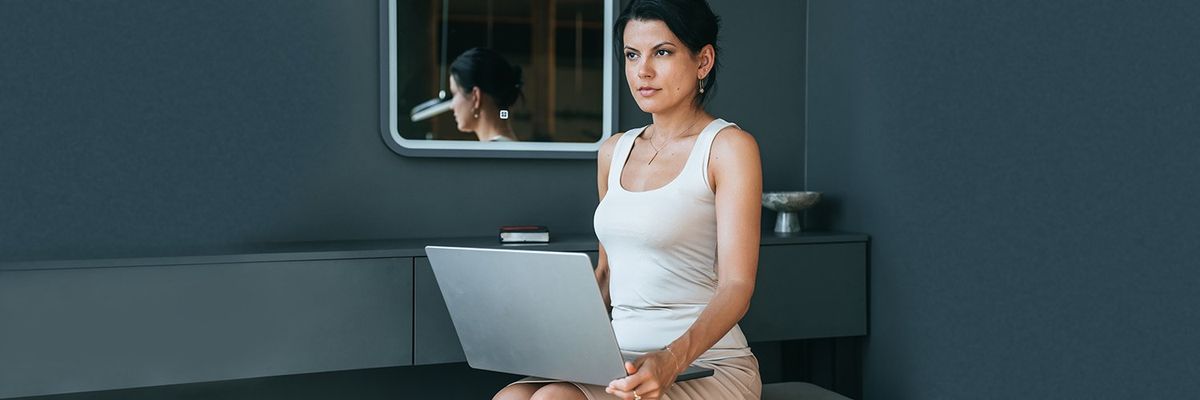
left=636, top=60, right=653, bottom=79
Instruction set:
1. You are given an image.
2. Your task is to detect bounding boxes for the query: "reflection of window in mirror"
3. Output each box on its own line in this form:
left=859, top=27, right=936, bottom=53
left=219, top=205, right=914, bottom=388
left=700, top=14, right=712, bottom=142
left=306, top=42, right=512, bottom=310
left=396, top=0, right=606, bottom=143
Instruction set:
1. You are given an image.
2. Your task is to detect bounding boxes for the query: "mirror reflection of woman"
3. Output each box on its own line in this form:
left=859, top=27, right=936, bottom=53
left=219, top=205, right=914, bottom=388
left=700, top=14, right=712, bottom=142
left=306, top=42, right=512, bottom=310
left=449, top=47, right=523, bottom=142
left=495, top=0, right=764, bottom=399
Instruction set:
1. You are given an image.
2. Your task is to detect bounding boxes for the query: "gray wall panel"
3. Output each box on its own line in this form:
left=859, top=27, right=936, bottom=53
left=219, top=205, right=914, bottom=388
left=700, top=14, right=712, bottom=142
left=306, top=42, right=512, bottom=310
left=807, top=0, right=1200, bottom=398
left=0, top=0, right=806, bottom=262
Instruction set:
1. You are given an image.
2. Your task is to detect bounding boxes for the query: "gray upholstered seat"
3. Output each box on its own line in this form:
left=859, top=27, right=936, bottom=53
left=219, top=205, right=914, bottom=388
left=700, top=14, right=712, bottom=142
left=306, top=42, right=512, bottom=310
left=761, top=382, right=852, bottom=400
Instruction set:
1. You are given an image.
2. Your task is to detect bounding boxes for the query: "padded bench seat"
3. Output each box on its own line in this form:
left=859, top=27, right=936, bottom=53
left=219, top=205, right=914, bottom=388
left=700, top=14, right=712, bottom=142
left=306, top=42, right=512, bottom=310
left=762, top=382, right=852, bottom=400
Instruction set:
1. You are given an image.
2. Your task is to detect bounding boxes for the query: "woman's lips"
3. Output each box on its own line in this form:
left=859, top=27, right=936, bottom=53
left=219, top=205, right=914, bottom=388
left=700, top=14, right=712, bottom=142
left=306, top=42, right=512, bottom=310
left=637, top=86, right=660, bottom=97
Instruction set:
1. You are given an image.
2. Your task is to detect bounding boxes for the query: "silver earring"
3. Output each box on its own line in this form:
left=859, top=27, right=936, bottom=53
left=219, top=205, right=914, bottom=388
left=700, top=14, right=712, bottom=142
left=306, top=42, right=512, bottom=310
left=698, top=78, right=705, bottom=94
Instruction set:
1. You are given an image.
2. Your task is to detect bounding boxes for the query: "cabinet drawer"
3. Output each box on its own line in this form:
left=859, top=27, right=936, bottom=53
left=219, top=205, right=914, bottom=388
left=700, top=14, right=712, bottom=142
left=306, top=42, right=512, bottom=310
left=413, top=257, right=467, bottom=365
left=0, top=257, right=414, bottom=399
left=741, top=243, right=867, bottom=341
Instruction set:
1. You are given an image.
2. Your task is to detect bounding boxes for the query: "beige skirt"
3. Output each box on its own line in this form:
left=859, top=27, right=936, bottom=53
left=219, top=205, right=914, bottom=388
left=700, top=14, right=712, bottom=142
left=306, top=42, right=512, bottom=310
left=506, top=355, right=761, bottom=400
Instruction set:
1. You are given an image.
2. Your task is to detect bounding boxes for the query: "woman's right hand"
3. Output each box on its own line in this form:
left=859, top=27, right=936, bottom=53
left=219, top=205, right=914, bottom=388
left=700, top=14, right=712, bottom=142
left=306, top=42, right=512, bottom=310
left=606, top=350, right=682, bottom=400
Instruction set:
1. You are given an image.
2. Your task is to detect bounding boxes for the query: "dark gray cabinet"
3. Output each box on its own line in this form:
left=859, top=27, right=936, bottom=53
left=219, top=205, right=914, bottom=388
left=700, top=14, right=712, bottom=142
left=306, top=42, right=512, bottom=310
left=0, top=258, right=414, bottom=399
left=0, top=233, right=866, bottom=398
left=413, top=257, right=467, bottom=364
left=412, top=242, right=867, bottom=363
left=741, top=242, right=868, bottom=341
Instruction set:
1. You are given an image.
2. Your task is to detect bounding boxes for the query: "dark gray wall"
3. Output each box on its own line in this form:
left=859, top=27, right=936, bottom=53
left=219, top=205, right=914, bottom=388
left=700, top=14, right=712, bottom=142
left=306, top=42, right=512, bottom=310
left=0, top=0, right=805, bottom=262
left=620, top=0, right=808, bottom=194
left=806, top=1, right=1200, bottom=399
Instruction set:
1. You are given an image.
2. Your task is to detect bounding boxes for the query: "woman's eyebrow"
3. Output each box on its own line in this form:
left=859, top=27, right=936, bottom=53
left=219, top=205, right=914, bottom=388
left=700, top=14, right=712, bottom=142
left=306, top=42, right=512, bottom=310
left=624, top=41, right=678, bottom=52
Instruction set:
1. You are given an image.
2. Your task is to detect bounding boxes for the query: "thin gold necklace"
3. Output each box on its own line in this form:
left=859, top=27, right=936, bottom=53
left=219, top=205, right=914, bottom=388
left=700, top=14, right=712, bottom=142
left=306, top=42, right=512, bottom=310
left=645, top=118, right=701, bottom=165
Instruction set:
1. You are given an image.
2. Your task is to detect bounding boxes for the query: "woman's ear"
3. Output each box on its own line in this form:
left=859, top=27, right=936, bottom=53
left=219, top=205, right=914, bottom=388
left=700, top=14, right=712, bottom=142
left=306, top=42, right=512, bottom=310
left=697, top=44, right=715, bottom=80
left=471, top=86, right=483, bottom=110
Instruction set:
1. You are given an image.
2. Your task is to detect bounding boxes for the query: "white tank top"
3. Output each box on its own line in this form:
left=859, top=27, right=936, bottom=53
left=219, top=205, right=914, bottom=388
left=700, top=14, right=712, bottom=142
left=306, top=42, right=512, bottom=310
left=593, top=118, right=753, bottom=361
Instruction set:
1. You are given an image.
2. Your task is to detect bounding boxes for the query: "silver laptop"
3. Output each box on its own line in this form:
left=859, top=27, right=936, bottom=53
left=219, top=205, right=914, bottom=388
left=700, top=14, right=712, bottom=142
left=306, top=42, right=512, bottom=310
left=425, top=246, right=714, bottom=386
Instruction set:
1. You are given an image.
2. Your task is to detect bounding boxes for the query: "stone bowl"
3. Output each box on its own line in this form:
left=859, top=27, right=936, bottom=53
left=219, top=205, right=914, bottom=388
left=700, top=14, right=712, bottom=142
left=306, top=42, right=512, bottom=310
left=762, top=191, right=821, bottom=233
left=762, top=191, right=822, bottom=212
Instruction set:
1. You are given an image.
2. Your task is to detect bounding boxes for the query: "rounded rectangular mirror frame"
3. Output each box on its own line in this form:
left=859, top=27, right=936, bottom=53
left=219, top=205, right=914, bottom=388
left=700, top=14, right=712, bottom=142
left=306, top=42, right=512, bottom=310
left=380, top=0, right=619, bottom=159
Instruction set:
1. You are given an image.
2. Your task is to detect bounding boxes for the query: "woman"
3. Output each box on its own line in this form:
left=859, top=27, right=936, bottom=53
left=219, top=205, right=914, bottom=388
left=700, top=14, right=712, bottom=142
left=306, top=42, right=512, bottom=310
left=449, top=47, right=523, bottom=142
left=495, top=0, right=762, bottom=398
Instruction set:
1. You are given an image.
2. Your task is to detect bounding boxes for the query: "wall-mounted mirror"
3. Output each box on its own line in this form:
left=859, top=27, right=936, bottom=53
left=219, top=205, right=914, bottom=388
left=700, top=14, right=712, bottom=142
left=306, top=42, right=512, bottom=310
left=382, top=0, right=617, bottom=159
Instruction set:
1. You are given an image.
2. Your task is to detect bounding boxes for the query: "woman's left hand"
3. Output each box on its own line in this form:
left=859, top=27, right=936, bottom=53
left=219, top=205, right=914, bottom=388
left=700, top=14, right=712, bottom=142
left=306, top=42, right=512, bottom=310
left=605, top=350, right=681, bottom=400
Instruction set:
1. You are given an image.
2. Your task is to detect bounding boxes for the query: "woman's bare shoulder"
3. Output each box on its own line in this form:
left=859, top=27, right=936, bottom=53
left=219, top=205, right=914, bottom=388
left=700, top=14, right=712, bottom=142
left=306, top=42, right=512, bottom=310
left=711, top=126, right=759, bottom=160
left=602, top=131, right=625, bottom=149
left=598, top=132, right=626, bottom=165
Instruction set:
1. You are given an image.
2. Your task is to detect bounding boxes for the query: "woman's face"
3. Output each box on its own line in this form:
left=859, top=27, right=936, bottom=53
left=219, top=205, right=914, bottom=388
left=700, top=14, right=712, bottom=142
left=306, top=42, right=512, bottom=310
left=449, top=75, right=476, bottom=132
left=622, top=19, right=709, bottom=115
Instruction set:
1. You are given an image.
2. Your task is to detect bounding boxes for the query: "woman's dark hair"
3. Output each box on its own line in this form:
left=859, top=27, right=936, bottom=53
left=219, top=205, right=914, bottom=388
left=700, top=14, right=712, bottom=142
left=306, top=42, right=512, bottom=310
left=450, top=47, right=524, bottom=109
left=615, top=0, right=721, bottom=105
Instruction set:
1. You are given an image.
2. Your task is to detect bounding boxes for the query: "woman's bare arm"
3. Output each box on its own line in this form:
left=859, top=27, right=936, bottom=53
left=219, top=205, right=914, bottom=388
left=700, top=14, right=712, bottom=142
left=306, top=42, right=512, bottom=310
left=665, top=127, right=762, bottom=371
left=594, top=133, right=623, bottom=310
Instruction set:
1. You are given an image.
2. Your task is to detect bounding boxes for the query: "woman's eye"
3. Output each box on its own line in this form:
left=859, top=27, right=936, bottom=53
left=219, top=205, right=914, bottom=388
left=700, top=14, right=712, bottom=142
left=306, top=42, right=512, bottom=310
left=625, top=52, right=638, bottom=60
left=656, top=49, right=671, bottom=56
